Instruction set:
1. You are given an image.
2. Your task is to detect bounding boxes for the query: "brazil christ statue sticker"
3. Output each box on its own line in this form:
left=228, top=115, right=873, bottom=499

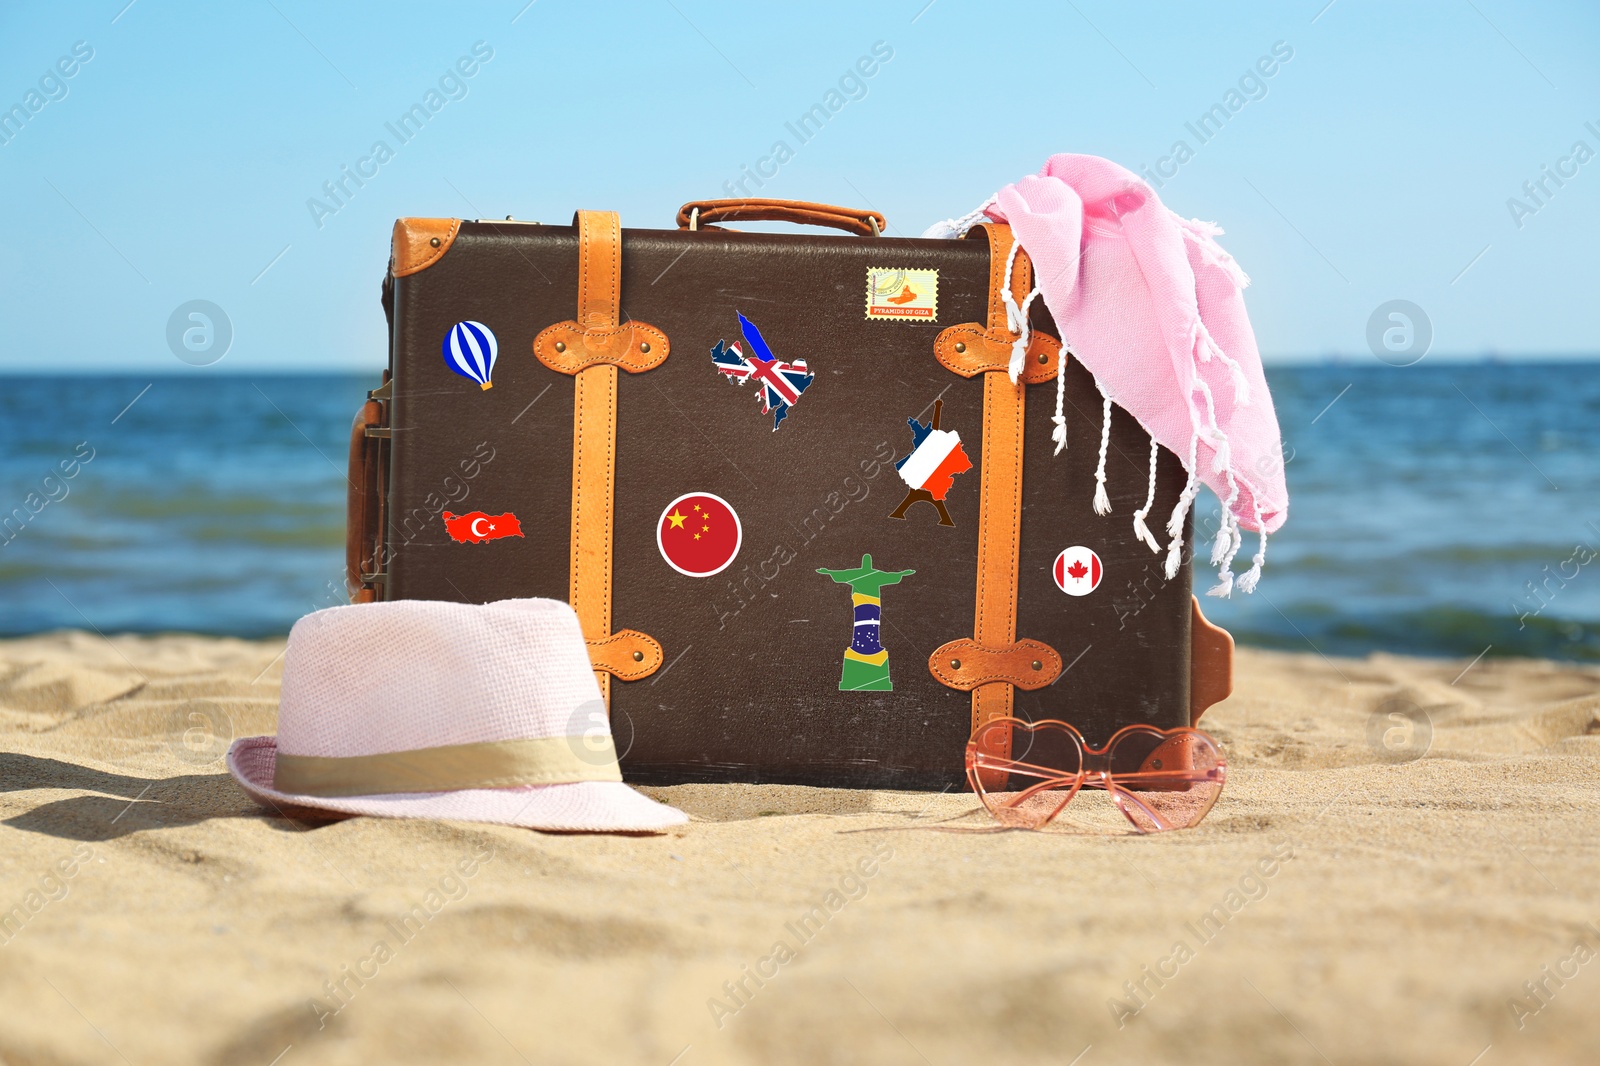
left=817, top=554, right=915, bottom=691
left=657, top=493, right=742, bottom=577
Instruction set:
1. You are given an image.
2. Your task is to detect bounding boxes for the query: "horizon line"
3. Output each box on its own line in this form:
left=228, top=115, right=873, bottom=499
left=3, top=353, right=1599, bottom=375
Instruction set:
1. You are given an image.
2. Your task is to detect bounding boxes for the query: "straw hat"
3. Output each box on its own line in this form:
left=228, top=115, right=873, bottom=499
left=226, top=597, right=686, bottom=832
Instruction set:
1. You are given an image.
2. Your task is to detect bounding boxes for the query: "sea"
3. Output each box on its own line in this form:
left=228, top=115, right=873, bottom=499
left=2, top=364, right=1598, bottom=662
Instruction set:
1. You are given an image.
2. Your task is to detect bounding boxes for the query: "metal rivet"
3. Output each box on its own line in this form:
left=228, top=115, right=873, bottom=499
left=954, top=342, right=966, bottom=353
left=1038, top=352, right=1048, bottom=364
left=950, top=659, right=961, bottom=670
left=632, top=650, right=644, bottom=662
left=554, top=341, right=566, bottom=352
left=429, top=237, right=441, bottom=248
left=1031, top=660, right=1042, bottom=671
left=639, top=342, right=651, bottom=354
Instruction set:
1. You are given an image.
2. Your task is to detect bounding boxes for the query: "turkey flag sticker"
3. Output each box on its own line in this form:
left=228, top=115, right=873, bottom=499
left=1053, top=545, right=1102, bottom=596
left=442, top=511, right=524, bottom=544
left=657, top=492, right=742, bottom=577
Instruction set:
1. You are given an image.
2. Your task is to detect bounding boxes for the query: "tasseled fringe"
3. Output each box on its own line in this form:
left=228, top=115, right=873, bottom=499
left=1236, top=496, right=1268, bottom=593
left=1206, top=507, right=1245, bottom=599
left=1209, top=508, right=1236, bottom=565
left=1208, top=464, right=1242, bottom=565
left=1092, top=378, right=1113, bottom=515
left=1191, top=318, right=1252, bottom=408
left=999, top=238, right=1042, bottom=383
left=1163, top=432, right=1200, bottom=580
left=1051, top=342, right=1070, bottom=455
left=1176, top=214, right=1252, bottom=289
left=1206, top=460, right=1245, bottom=597
left=1190, top=316, right=1248, bottom=404
left=1131, top=437, right=1161, bottom=553
left=1193, top=377, right=1234, bottom=479
left=920, top=198, right=996, bottom=240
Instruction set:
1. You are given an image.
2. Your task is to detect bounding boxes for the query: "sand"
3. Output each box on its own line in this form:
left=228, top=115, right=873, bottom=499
left=0, top=631, right=1598, bottom=1066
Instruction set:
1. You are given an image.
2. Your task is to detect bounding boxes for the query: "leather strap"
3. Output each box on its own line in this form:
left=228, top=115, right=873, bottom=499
left=928, top=638, right=1062, bottom=691
left=533, top=321, right=668, bottom=373
left=934, top=324, right=1062, bottom=383
left=931, top=224, right=1064, bottom=784
left=577, top=210, right=621, bottom=329
left=535, top=210, right=667, bottom=701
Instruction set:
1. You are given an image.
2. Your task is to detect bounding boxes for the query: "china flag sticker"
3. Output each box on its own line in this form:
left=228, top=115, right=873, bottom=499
left=1053, top=545, right=1102, bottom=597
left=657, top=492, right=742, bottom=578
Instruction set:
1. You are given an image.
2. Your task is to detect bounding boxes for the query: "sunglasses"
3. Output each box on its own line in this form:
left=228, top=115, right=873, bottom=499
left=965, top=717, right=1226, bottom=833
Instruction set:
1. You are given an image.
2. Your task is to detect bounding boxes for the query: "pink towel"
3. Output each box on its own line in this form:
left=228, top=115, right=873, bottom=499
left=929, top=153, right=1288, bottom=594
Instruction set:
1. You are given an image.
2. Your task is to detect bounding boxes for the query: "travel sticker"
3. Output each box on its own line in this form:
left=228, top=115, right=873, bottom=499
left=658, top=492, right=742, bottom=577
left=817, top=554, right=915, bottom=692
left=888, top=398, right=971, bottom=527
left=866, top=267, right=938, bottom=321
left=710, top=312, right=814, bottom=431
left=442, top=510, right=524, bottom=544
left=1053, top=546, right=1103, bottom=596
left=442, top=320, right=499, bottom=391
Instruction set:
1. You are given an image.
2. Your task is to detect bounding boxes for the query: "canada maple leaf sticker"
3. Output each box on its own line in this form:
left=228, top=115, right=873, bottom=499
left=1053, top=546, right=1102, bottom=596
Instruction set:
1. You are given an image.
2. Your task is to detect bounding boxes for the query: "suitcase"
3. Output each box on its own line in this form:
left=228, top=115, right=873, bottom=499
left=347, top=198, right=1233, bottom=790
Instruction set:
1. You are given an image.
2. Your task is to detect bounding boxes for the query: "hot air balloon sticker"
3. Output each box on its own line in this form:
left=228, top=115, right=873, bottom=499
left=442, top=320, right=499, bottom=391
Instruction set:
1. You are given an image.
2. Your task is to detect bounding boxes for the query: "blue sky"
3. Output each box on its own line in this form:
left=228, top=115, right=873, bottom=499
left=0, top=0, right=1596, bottom=372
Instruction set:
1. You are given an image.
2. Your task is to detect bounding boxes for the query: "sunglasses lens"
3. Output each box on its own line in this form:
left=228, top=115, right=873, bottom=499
left=1107, top=729, right=1226, bottom=832
left=968, top=719, right=1084, bottom=829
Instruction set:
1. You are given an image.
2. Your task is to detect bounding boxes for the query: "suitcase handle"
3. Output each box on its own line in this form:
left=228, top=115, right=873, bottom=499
left=676, top=198, right=885, bottom=237
left=346, top=387, right=388, bottom=603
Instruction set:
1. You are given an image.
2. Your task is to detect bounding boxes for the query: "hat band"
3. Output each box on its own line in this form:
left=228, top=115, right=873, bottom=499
left=273, top=735, right=623, bottom=798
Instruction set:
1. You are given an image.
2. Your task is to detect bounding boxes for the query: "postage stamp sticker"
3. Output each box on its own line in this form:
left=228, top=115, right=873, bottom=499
left=865, top=267, right=938, bottom=321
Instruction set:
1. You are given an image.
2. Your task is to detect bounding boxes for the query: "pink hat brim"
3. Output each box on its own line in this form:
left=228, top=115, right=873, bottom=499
left=226, top=736, right=688, bottom=833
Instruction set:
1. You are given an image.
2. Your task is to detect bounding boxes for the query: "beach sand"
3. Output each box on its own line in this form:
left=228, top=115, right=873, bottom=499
left=0, top=632, right=1597, bottom=1065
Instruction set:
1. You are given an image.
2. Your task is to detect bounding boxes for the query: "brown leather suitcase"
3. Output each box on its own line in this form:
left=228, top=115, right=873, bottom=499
left=347, top=199, right=1233, bottom=790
